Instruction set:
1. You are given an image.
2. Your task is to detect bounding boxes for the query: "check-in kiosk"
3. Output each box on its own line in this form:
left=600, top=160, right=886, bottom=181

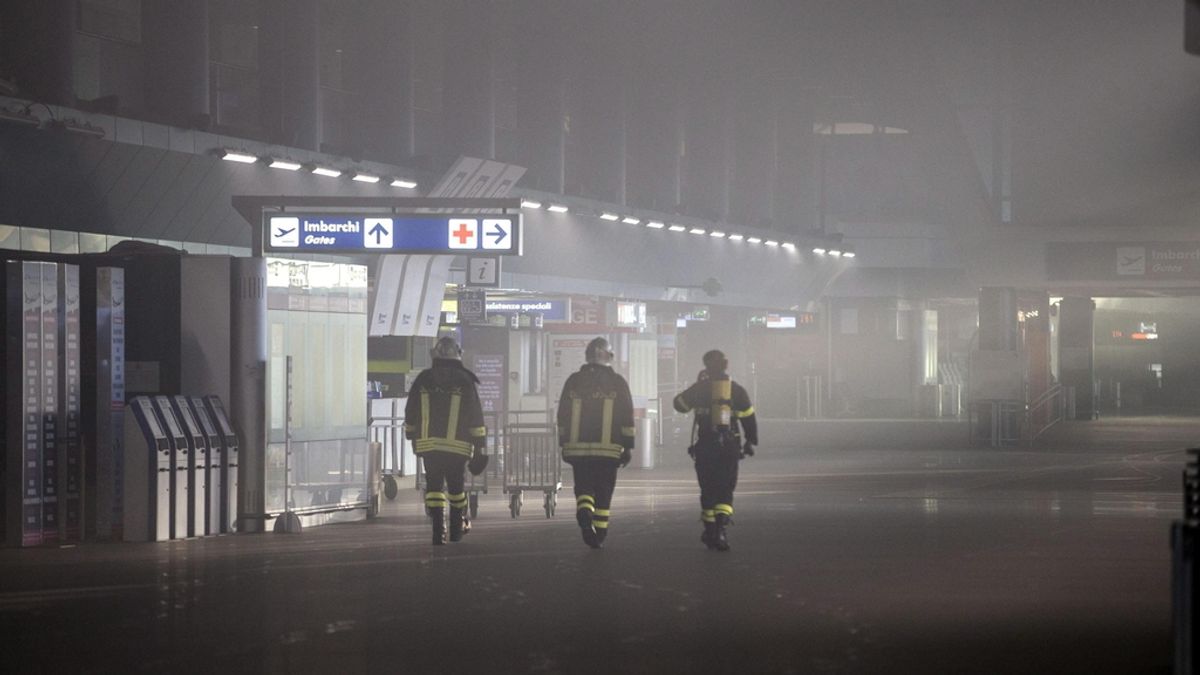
left=204, top=396, right=239, bottom=533
left=189, top=397, right=223, bottom=534
left=170, top=396, right=208, bottom=537
left=151, top=396, right=190, bottom=539
left=123, top=397, right=171, bottom=541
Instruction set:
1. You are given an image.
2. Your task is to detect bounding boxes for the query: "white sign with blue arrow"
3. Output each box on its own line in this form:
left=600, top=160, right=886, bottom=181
left=364, top=218, right=393, bottom=249
left=481, top=219, right=512, bottom=250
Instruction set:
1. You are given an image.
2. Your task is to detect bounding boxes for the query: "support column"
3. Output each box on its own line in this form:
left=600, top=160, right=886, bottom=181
left=142, top=0, right=209, bottom=128
left=230, top=258, right=267, bottom=533
left=978, top=287, right=1018, bottom=351
left=1058, top=296, right=1096, bottom=420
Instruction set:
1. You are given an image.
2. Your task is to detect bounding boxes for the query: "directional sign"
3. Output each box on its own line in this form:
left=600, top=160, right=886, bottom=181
left=481, top=219, right=512, bottom=250
left=263, top=213, right=522, bottom=255
left=363, top=218, right=393, bottom=249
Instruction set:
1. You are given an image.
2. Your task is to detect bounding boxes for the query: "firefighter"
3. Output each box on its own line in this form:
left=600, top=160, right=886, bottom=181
left=673, top=349, right=758, bottom=552
left=404, top=337, right=489, bottom=545
left=557, top=337, right=635, bottom=549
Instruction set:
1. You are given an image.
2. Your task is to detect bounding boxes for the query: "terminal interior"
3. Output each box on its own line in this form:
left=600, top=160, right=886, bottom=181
left=0, top=1, right=1198, bottom=673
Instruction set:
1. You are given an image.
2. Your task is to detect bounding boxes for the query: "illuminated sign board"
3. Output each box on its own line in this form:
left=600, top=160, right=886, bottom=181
left=484, top=299, right=569, bottom=322
left=749, top=312, right=817, bottom=329
left=265, top=213, right=521, bottom=255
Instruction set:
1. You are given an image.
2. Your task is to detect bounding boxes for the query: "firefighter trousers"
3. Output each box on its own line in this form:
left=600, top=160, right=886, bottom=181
left=569, top=457, right=619, bottom=530
left=421, top=451, right=469, bottom=513
left=693, top=442, right=740, bottom=522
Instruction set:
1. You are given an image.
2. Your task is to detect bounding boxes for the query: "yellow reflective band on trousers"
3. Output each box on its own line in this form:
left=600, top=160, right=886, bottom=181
left=569, top=398, right=583, bottom=443
left=576, top=495, right=595, bottom=511
left=702, top=509, right=716, bottom=523
left=420, top=392, right=430, bottom=439
left=601, top=398, right=613, bottom=446
left=592, top=508, right=610, bottom=528
left=425, top=491, right=447, bottom=507
left=714, top=503, right=734, bottom=516
left=446, top=393, right=461, bottom=442
left=561, top=443, right=623, bottom=460
left=448, top=492, right=468, bottom=508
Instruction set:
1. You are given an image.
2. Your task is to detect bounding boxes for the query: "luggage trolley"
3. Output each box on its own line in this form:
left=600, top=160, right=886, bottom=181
left=502, top=417, right=562, bottom=518
left=368, top=397, right=411, bottom=502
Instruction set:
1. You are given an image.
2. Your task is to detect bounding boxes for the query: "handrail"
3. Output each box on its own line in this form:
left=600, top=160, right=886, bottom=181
left=1025, top=384, right=1066, bottom=444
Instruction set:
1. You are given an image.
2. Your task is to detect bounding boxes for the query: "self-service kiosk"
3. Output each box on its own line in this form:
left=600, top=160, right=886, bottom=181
left=151, top=396, right=190, bottom=539
left=123, top=397, right=171, bottom=541
left=204, top=396, right=239, bottom=533
left=188, top=397, right=223, bottom=534
left=170, top=396, right=208, bottom=537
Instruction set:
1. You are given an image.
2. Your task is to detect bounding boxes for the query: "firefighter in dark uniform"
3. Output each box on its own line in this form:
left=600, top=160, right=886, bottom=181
left=673, top=349, right=757, bottom=551
left=557, top=337, right=635, bottom=549
left=404, top=337, right=489, bottom=545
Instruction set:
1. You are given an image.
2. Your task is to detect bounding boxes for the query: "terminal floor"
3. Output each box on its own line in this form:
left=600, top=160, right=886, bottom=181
left=2, top=417, right=1194, bottom=674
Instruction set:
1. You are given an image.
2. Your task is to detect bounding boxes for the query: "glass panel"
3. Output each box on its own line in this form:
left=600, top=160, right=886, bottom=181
left=181, top=241, right=207, bottom=255
left=106, top=235, right=129, bottom=250
left=79, top=232, right=108, bottom=253
left=21, top=227, right=51, bottom=252
left=51, top=230, right=80, bottom=254
left=156, top=239, right=182, bottom=251
left=0, top=225, right=20, bottom=251
left=79, top=0, right=142, bottom=43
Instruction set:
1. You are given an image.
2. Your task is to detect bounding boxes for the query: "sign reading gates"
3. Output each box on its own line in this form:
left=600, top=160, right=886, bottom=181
left=265, top=213, right=521, bottom=255
left=1048, top=242, right=1200, bottom=282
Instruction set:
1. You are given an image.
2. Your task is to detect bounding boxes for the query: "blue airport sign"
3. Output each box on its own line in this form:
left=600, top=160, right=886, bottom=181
left=264, top=213, right=521, bottom=255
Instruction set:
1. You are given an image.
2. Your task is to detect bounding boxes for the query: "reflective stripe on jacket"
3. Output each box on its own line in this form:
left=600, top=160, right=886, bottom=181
left=404, top=359, right=487, bottom=458
left=557, top=364, right=635, bottom=461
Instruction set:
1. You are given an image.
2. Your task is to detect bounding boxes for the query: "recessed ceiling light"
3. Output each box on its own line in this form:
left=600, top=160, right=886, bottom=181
left=728, top=234, right=745, bottom=241
left=352, top=172, right=380, bottom=183
left=668, top=224, right=687, bottom=232
left=391, top=178, right=418, bottom=189
left=709, top=231, right=726, bottom=238
left=312, top=166, right=342, bottom=178
left=600, top=213, right=620, bottom=221
left=268, top=158, right=302, bottom=171
left=221, top=149, right=258, bottom=163
left=843, top=251, right=856, bottom=258
left=520, top=200, right=543, bottom=209
left=829, top=249, right=842, bottom=257
left=646, top=221, right=665, bottom=229
left=689, top=227, right=706, bottom=235
left=746, top=237, right=762, bottom=244
left=765, top=240, right=780, bottom=247
left=812, top=247, right=827, bottom=255
left=622, top=216, right=641, bottom=225
left=781, top=242, right=796, bottom=250
left=547, top=204, right=569, bottom=213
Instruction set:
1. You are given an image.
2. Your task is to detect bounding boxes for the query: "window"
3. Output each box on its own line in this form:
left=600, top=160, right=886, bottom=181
left=520, top=332, right=545, bottom=396
left=209, top=0, right=260, bottom=132
left=78, top=0, right=142, bottom=43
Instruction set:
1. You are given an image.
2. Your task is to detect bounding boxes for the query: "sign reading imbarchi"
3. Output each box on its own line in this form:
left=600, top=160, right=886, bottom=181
left=265, top=214, right=521, bottom=255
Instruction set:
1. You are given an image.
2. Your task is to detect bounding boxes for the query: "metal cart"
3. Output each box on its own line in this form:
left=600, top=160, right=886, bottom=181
left=368, top=397, right=411, bottom=501
left=502, top=421, right=562, bottom=518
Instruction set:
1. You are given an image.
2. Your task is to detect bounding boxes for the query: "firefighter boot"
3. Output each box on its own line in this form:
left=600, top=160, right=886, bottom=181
left=449, top=507, right=466, bottom=542
left=593, top=527, right=608, bottom=547
left=701, top=521, right=719, bottom=550
left=577, top=508, right=598, bottom=548
left=430, top=507, right=446, bottom=546
left=714, top=513, right=731, bottom=552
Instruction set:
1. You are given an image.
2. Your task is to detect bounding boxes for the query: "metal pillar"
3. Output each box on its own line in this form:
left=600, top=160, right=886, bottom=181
left=1058, top=296, right=1096, bottom=420
left=230, top=257, right=268, bottom=532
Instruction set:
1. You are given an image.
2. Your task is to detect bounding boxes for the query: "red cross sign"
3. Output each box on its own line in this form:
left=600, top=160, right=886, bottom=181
left=448, top=219, right=478, bottom=249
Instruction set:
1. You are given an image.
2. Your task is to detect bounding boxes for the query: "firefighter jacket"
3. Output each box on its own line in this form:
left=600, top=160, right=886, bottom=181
left=673, top=375, right=758, bottom=446
left=404, top=359, right=487, bottom=458
left=557, top=363, right=636, bottom=461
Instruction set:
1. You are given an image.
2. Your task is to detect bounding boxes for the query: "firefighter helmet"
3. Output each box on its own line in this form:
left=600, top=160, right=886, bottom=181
left=586, top=337, right=614, bottom=365
left=431, top=336, right=463, bottom=360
